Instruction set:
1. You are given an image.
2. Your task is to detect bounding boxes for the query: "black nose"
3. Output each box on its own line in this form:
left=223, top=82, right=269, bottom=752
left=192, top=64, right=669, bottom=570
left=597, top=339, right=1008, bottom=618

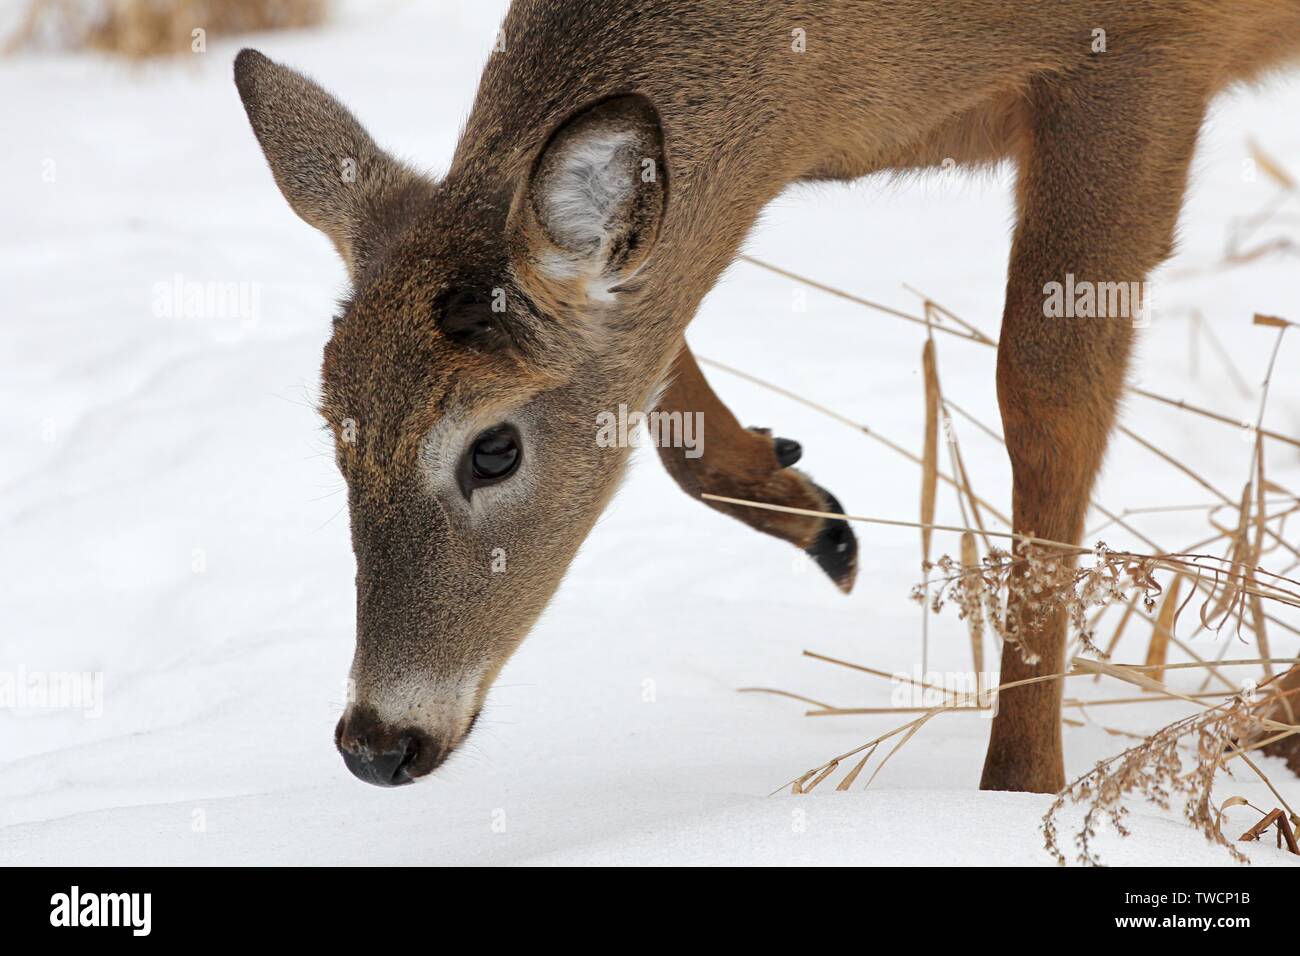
left=340, top=736, right=422, bottom=787
left=335, top=712, right=439, bottom=787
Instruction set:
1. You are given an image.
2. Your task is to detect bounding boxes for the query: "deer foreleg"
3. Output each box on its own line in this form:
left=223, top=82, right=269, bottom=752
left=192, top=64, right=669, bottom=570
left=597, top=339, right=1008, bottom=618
left=653, top=341, right=857, bottom=592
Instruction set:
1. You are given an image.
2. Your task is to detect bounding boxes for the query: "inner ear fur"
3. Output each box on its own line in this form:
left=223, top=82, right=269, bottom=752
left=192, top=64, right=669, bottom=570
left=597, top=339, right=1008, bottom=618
left=509, top=94, right=667, bottom=309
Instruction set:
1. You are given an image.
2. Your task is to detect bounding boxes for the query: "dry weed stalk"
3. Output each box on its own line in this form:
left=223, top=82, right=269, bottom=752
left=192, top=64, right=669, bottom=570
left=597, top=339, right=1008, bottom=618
left=1041, top=695, right=1258, bottom=866
left=1257, top=663, right=1300, bottom=774
left=723, top=166, right=1299, bottom=860
left=915, top=536, right=1300, bottom=658
left=1168, top=139, right=1299, bottom=279
left=916, top=542, right=1161, bottom=665
left=731, top=255, right=1300, bottom=452
left=1238, top=807, right=1300, bottom=853
left=1043, top=663, right=1300, bottom=866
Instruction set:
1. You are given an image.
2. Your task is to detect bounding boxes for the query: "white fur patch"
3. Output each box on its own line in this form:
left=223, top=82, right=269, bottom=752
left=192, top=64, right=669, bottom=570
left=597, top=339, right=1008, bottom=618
left=364, top=667, right=486, bottom=741
left=415, top=405, right=538, bottom=521
left=644, top=374, right=671, bottom=416
left=536, top=129, right=639, bottom=300
left=542, top=129, right=636, bottom=253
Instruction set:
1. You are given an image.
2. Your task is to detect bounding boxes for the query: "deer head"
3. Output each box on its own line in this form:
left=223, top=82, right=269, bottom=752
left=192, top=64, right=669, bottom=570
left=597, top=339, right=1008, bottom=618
left=235, top=49, right=670, bottom=785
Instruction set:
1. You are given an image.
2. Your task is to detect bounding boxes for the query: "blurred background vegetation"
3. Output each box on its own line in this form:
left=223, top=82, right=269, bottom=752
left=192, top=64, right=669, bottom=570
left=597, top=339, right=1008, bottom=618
left=5, top=0, right=327, bottom=58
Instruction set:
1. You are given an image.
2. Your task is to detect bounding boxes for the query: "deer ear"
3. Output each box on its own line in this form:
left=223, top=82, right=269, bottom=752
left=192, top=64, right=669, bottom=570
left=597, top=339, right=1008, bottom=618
left=234, top=49, right=421, bottom=279
left=510, top=95, right=667, bottom=307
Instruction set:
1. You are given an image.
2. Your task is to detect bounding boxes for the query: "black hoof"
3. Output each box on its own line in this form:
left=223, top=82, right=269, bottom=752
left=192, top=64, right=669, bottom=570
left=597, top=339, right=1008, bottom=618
left=773, top=437, right=803, bottom=468
left=806, top=486, right=858, bottom=593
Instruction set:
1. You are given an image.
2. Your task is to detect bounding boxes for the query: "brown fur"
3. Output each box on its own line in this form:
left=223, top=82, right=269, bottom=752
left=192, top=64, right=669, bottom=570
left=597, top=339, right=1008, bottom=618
left=235, top=1, right=1300, bottom=790
left=653, top=344, right=849, bottom=566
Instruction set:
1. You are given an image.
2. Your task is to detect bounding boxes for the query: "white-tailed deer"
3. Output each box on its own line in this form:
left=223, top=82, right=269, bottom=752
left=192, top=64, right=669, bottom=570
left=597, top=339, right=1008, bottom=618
left=235, top=1, right=1300, bottom=791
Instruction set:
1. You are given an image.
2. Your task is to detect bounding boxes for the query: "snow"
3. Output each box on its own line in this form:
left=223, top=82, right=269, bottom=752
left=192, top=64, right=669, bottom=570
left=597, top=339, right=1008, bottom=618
left=2, top=1, right=1298, bottom=867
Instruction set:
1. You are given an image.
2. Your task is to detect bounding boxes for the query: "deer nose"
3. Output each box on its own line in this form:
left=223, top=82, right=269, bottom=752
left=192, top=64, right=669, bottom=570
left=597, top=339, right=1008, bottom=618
left=334, top=711, right=439, bottom=787
left=340, top=735, right=424, bottom=787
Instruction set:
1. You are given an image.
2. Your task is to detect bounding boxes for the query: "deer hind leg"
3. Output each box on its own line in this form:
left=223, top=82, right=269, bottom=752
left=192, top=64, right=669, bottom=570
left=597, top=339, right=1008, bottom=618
left=653, top=341, right=858, bottom=592
left=980, top=62, right=1210, bottom=793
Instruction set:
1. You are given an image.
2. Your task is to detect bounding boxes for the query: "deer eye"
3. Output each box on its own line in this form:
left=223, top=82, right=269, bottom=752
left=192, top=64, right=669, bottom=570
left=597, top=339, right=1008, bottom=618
left=467, top=425, right=521, bottom=488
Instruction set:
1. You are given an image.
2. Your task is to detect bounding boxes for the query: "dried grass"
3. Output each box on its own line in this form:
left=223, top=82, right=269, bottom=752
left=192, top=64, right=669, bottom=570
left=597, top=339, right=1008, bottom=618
left=1042, top=694, right=1259, bottom=865
left=6, top=0, right=326, bottom=58
left=716, top=147, right=1299, bottom=863
left=1144, top=573, right=1182, bottom=682
left=919, top=338, right=940, bottom=564
left=1258, top=664, right=1300, bottom=774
